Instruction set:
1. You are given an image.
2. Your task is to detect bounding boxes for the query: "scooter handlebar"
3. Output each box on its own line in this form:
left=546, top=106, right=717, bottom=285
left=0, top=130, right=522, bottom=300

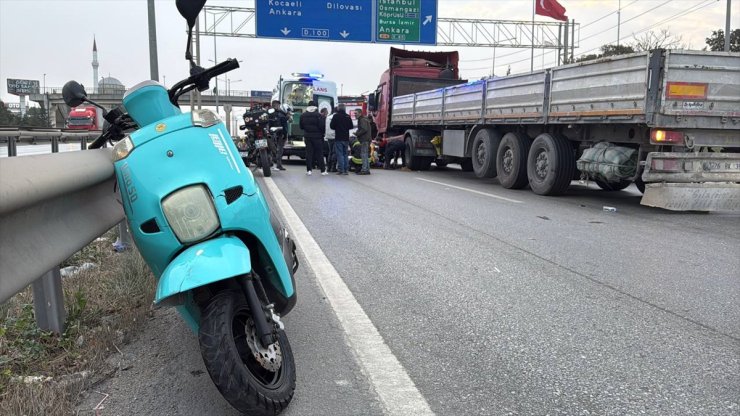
left=206, top=59, right=240, bottom=80
left=169, top=59, right=240, bottom=105
left=88, top=131, right=110, bottom=149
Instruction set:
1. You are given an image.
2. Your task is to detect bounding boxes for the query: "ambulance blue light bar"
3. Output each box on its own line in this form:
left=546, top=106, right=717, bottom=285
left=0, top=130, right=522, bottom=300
left=291, top=72, right=324, bottom=79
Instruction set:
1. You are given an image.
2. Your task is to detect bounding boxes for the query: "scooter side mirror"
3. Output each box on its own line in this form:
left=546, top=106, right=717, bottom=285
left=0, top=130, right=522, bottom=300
left=176, top=0, right=206, bottom=29
left=62, top=81, right=88, bottom=108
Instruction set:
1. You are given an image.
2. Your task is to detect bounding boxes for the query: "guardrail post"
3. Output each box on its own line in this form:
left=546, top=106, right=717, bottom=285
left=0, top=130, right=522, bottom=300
left=51, top=136, right=60, bottom=153
left=80, top=137, right=88, bottom=150
left=32, top=268, right=66, bottom=334
left=8, top=136, right=17, bottom=157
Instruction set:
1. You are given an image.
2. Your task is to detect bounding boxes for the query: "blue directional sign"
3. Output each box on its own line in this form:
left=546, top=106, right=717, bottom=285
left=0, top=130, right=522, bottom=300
left=255, top=0, right=438, bottom=45
left=255, top=0, right=374, bottom=43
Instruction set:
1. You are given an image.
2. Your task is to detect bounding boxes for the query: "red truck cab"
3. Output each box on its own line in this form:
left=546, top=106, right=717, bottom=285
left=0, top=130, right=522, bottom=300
left=66, top=106, right=102, bottom=130
left=369, top=48, right=463, bottom=140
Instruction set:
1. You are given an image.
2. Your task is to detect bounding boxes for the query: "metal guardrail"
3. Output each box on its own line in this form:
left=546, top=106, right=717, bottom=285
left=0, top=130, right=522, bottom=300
left=0, top=128, right=126, bottom=333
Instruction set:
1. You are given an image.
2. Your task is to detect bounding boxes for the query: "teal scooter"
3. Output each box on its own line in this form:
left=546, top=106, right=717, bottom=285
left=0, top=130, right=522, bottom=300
left=61, top=1, right=298, bottom=414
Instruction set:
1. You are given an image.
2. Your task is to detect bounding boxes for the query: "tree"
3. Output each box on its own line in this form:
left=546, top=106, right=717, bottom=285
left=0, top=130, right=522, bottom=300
left=601, top=44, right=636, bottom=56
left=19, top=106, right=51, bottom=128
left=0, top=101, right=19, bottom=126
left=632, top=29, right=684, bottom=51
left=705, top=29, right=740, bottom=52
left=576, top=44, right=635, bottom=62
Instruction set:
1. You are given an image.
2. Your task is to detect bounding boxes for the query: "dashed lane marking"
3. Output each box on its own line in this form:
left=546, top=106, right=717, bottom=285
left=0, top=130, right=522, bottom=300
left=415, top=177, right=523, bottom=204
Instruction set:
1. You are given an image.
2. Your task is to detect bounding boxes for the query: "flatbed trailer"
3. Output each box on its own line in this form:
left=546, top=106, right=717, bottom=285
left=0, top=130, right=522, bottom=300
left=385, top=49, right=740, bottom=211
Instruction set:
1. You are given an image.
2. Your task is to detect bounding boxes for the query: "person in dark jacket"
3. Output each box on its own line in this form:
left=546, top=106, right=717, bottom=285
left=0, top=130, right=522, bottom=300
left=383, top=139, right=406, bottom=169
left=330, top=104, right=354, bottom=175
left=271, top=100, right=289, bottom=170
left=354, top=109, right=372, bottom=175
left=299, top=100, right=326, bottom=175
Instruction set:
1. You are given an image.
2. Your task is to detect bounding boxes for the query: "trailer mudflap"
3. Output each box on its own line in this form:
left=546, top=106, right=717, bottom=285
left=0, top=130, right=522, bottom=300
left=641, top=183, right=740, bottom=211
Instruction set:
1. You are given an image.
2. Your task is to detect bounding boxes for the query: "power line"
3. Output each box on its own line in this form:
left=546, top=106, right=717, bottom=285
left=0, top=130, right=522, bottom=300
left=460, top=0, right=640, bottom=64
left=485, top=0, right=713, bottom=71
left=575, top=0, right=716, bottom=57
left=580, top=0, right=640, bottom=29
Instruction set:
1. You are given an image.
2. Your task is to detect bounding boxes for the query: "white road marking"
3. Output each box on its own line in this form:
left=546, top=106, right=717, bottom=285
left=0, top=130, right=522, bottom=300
left=494, top=267, right=501, bottom=273
left=263, top=178, right=434, bottom=416
left=415, top=177, right=523, bottom=204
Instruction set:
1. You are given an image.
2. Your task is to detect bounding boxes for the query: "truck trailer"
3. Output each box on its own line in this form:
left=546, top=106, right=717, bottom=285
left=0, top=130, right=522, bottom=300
left=369, top=49, right=740, bottom=211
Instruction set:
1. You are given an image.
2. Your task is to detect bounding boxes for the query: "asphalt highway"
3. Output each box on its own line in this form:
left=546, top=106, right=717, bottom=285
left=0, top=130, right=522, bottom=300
left=78, top=162, right=740, bottom=415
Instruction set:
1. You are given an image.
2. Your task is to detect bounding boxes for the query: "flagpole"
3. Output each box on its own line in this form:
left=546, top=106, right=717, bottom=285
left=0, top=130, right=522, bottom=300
left=531, top=0, right=535, bottom=72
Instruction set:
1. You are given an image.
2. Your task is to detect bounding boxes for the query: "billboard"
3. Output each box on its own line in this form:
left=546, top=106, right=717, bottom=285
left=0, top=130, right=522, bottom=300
left=7, top=79, right=40, bottom=95
left=5, top=102, right=21, bottom=114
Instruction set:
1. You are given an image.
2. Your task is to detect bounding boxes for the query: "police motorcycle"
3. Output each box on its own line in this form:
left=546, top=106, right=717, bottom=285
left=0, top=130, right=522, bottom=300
left=238, top=106, right=278, bottom=177
left=60, top=0, right=298, bottom=414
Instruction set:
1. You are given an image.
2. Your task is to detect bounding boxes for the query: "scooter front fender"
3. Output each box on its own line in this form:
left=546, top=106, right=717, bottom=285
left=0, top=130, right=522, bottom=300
left=155, top=235, right=251, bottom=305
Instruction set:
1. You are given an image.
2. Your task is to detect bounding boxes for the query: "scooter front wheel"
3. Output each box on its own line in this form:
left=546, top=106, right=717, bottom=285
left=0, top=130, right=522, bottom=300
left=199, top=290, right=295, bottom=415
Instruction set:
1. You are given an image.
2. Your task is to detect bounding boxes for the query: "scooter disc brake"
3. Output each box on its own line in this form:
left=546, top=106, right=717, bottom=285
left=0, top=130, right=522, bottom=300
left=245, top=319, right=282, bottom=372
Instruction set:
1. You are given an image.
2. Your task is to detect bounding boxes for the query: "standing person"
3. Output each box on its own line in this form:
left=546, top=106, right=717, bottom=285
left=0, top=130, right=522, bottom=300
left=354, top=109, right=372, bottom=175
left=324, top=108, right=337, bottom=172
left=330, top=104, right=353, bottom=175
left=299, top=100, right=326, bottom=175
left=319, top=108, right=329, bottom=171
left=369, top=114, right=378, bottom=141
left=271, top=100, right=289, bottom=171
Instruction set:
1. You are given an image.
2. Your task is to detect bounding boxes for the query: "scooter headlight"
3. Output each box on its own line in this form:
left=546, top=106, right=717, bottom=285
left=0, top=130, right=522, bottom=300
left=112, top=136, right=134, bottom=161
left=162, top=185, right=220, bottom=244
left=192, top=109, right=220, bottom=127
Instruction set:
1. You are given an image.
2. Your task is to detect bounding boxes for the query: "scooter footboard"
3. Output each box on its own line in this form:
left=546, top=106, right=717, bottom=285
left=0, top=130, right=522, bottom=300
left=156, top=235, right=251, bottom=305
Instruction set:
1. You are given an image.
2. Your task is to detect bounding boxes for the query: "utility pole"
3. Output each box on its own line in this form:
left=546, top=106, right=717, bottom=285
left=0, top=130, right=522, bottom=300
left=147, top=0, right=159, bottom=81
left=531, top=1, right=535, bottom=71
left=725, top=0, right=732, bottom=52
left=212, top=12, right=219, bottom=114
left=617, top=0, right=621, bottom=47
left=563, top=20, right=569, bottom=64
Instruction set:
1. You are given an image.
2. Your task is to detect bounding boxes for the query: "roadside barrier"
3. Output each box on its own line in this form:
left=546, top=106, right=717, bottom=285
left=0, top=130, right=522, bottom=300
left=0, top=129, right=127, bottom=333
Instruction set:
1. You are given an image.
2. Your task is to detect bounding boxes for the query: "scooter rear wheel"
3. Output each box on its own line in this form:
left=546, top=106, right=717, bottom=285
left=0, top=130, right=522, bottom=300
left=260, top=149, right=272, bottom=177
left=199, top=290, right=295, bottom=415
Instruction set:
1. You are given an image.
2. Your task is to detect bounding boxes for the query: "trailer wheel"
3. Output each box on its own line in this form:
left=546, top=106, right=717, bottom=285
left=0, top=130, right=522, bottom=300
left=405, top=138, right=432, bottom=171
left=471, top=129, right=501, bottom=178
left=460, top=159, right=473, bottom=172
left=496, top=132, right=532, bottom=189
left=527, top=133, right=575, bottom=196
left=595, top=179, right=631, bottom=191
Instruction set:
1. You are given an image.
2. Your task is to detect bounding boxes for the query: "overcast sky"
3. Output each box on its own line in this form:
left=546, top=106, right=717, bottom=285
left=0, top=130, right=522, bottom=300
left=1, top=0, right=737, bottom=107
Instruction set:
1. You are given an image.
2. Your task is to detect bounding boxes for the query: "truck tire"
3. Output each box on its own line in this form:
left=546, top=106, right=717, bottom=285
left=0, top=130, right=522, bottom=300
left=460, top=159, right=474, bottom=172
left=405, top=138, right=432, bottom=171
left=471, top=129, right=501, bottom=178
left=595, top=179, right=631, bottom=191
left=496, top=132, right=531, bottom=189
left=527, top=133, right=575, bottom=196
left=435, top=159, right=448, bottom=168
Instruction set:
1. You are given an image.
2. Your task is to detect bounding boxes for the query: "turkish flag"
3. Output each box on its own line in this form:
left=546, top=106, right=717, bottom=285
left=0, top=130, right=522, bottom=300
left=535, top=0, right=568, bottom=21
